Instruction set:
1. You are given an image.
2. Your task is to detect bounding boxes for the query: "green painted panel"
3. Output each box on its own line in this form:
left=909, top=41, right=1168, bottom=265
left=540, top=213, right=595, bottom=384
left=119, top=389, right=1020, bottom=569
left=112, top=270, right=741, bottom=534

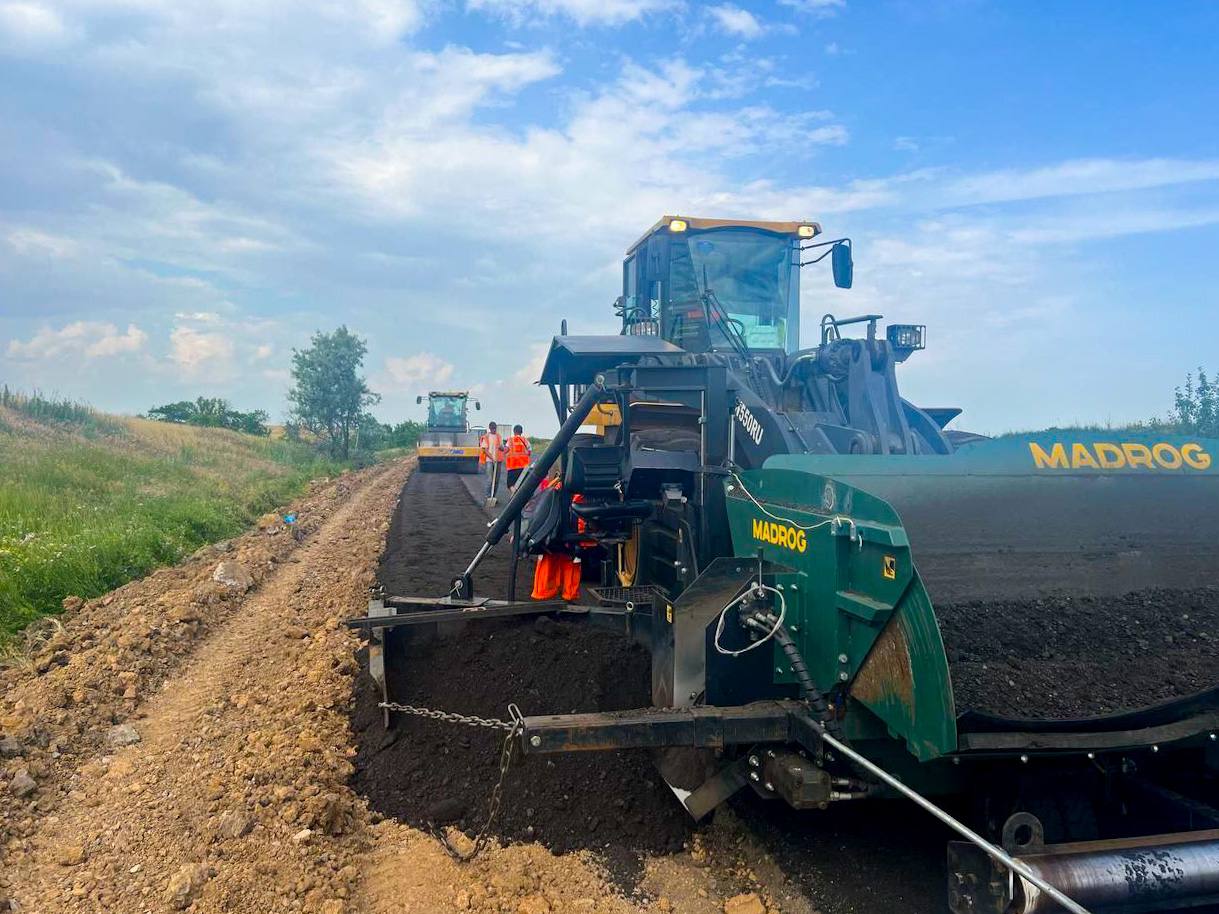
left=723, top=468, right=957, bottom=760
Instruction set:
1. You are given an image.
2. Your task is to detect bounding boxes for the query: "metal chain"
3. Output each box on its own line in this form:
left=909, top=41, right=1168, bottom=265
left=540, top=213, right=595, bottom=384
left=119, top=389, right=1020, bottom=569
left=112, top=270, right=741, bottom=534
left=378, top=701, right=515, bottom=731
left=379, top=700, right=524, bottom=862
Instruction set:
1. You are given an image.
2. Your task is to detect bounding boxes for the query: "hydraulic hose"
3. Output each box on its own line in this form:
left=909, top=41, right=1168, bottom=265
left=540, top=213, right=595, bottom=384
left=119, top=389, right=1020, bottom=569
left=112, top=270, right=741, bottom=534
left=769, top=622, right=840, bottom=737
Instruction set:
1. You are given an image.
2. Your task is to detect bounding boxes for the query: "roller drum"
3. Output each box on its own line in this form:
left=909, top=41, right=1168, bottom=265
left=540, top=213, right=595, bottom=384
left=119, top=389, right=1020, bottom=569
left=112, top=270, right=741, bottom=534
left=1016, top=833, right=1219, bottom=913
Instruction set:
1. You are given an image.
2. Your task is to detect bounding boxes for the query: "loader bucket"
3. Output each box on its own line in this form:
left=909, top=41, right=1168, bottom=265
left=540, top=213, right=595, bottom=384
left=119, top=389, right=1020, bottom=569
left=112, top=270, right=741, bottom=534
left=725, top=431, right=1219, bottom=760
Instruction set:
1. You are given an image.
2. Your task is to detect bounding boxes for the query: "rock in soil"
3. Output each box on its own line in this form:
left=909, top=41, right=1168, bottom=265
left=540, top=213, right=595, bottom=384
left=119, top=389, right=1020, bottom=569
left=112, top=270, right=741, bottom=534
left=9, top=769, right=36, bottom=798
left=212, top=559, right=254, bottom=590
left=105, top=723, right=141, bottom=747
left=937, top=586, right=1219, bottom=719
left=164, top=862, right=210, bottom=910
left=352, top=471, right=692, bottom=887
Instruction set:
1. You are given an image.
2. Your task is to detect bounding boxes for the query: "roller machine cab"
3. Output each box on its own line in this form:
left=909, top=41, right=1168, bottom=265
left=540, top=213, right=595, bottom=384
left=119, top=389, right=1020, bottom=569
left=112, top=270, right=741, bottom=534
left=415, top=390, right=481, bottom=474
left=365, top=216, right=1219, bottom=914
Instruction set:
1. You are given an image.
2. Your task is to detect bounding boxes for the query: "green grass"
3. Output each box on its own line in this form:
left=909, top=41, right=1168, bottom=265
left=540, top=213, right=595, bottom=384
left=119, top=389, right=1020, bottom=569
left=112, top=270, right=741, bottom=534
left=0, top=395, right=345, bottom=642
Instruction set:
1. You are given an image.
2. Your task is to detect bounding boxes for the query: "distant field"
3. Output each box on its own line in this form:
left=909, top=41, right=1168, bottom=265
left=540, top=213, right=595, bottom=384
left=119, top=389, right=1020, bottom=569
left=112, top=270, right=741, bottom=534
left=0, top=391, right=343, bottom=643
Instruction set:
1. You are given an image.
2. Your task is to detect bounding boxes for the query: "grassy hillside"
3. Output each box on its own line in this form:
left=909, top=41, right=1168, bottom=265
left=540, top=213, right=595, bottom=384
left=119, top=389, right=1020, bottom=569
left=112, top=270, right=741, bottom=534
left=0, top=391, right=343, bottom=642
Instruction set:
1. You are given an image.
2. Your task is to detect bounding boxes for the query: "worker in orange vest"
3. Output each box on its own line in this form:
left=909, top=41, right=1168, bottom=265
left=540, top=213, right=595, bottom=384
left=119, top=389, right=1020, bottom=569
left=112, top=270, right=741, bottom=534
left=529, top=470, right=583, bottom=602
left=504, top=424, right=532, bottom=491
left=479, top=421, right=505, bottom=503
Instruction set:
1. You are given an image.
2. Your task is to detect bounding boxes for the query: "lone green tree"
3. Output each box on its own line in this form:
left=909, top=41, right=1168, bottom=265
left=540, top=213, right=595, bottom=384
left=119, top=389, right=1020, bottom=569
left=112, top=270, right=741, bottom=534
left=287, top=326, right=380, bottom=459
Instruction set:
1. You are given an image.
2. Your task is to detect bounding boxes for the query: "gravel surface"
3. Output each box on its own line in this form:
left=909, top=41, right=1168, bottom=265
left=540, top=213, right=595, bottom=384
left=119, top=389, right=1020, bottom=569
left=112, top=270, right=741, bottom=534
left=937, top=587, right=1219, bottom=719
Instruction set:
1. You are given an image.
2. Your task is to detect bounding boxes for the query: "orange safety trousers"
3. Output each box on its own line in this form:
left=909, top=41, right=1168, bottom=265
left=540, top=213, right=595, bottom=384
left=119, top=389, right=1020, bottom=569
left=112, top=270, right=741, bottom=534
left=531, top=553, right=581, bottom=601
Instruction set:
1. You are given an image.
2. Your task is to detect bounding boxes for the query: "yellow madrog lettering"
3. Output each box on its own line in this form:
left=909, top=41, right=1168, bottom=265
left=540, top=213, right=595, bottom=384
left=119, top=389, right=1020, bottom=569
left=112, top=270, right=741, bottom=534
left=1182, top=443, right=1212, bottom=470
left=1122, top=443, right=1154, bottom=468
left=1071, top=443, right=1099, bottom=469
left=751, top=518, right=809, bottom=552
left=1152, top=442, right=1183, bottom=469
left=1093, top=442, right=1126, bottom=469
left=1029, top=442, right=1068, bottom=469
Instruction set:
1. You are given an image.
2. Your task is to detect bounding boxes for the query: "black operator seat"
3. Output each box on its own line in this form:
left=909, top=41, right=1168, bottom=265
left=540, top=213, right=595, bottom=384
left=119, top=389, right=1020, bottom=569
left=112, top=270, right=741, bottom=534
left=566, top=446, right=653, bottom=524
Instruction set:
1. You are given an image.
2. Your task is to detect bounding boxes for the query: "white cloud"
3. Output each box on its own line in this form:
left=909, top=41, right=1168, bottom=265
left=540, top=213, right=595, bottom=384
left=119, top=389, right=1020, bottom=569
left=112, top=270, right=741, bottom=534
left=7, top=321, right=147, bottom=359
left=170, top=326, right=235, bottom=374
left=382, top=352, right=456, bottom=388
left=779, top=0, right=845, bottom=16
left=6, top=227, right=78, bottom=258
left=466, top=0, right=672, bottom=26
left=512, top=342, right=549, bottom=386
left=328, top=58, right=850, bottom=237
left=709, top=4, right=764, bottom=38
left=0, top=1, right=70, bottom=49
left=942, top=157, right=1219, bottom=208
left=254, top=343, right=274, bottom=360
left=356, top=0, right=425, bottom=42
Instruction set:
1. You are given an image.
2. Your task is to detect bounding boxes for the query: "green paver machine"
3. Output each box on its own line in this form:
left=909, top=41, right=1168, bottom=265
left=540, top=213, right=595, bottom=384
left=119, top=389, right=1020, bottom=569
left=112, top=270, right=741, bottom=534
left=361, top=217, right=1219, bottom=913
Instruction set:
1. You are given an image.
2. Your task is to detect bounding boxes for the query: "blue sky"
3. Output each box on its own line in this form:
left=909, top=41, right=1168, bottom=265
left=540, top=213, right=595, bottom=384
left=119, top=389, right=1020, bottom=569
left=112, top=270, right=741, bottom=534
left=2, top=0, right=1217, bottom=434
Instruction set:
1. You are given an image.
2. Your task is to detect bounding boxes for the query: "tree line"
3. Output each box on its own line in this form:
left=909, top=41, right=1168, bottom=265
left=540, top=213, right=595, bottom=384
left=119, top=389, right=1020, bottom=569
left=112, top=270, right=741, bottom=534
left=147, top=324, right=1218, bottom=461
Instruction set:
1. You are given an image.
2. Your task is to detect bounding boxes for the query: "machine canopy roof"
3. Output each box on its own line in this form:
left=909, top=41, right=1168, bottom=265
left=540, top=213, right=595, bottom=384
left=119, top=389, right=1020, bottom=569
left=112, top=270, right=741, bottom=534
left=538, top=335, right=683, bottom=385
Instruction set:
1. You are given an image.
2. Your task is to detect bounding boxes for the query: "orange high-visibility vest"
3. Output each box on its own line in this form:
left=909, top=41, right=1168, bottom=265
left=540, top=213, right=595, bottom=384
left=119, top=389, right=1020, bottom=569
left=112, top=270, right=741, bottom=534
left=506, top=434, right=532, bottom=470
left=479, top=432, right=503, bottom=464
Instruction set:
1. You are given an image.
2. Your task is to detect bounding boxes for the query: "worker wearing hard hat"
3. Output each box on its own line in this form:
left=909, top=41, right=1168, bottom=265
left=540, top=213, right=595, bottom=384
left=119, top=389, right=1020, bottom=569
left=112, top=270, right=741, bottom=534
left=505, top=424, right=532, bottom=491
left=479, top=421, right=506, bottom=504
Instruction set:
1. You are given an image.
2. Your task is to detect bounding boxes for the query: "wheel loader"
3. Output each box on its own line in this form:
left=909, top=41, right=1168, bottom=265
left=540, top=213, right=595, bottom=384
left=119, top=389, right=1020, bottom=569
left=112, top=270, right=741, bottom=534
left=415, top=390, right=481, bottom=473
left=360, top=216, right=1219, bottom=913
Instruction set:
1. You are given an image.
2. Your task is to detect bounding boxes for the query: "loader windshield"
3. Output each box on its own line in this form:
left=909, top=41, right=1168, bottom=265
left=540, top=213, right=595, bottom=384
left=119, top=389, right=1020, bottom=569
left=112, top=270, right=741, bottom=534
left=668, top=229, right=798, bottom=353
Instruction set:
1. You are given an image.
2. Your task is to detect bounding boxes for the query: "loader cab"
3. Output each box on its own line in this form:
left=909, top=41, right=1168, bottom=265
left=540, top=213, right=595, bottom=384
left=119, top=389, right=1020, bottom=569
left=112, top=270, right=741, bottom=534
left=619, top=217, right=818, bottom=355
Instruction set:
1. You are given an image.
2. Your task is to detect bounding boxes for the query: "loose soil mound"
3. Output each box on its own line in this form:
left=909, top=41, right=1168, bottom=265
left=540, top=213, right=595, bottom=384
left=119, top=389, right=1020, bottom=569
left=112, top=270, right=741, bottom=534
left=352, top=472, right=690, bottom=884
left=938, top=587, right=1219, bottom=719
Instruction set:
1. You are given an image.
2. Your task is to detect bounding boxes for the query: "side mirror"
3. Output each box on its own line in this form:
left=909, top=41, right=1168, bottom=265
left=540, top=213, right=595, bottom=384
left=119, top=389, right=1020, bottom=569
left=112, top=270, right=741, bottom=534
left=474, top=401, right=481, bottom=411
left=832, top=242, right=853, bottom=290
left=415, top=395, right=423, bottom=404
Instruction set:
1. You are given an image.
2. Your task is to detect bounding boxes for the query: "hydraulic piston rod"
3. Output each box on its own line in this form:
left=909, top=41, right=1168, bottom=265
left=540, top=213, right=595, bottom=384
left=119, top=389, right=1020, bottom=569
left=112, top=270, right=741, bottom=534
left=450, top=377, right=609, bottom=598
